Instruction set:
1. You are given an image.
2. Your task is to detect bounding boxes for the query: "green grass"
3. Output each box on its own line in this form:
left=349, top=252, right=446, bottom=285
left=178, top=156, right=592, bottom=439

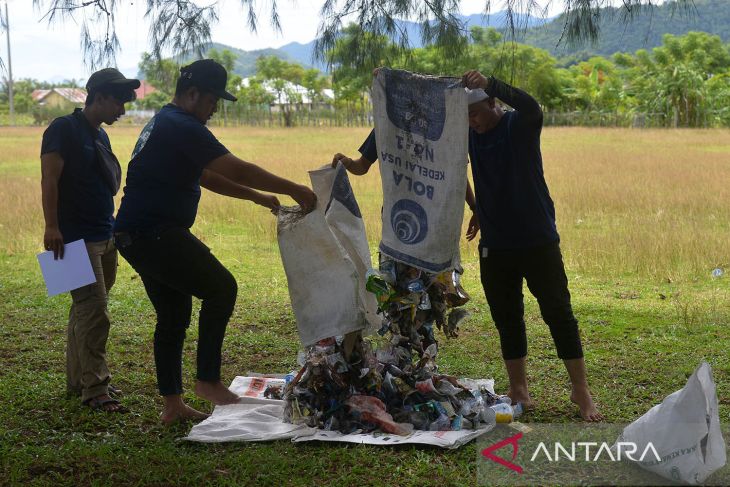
left=1, top=126, right=729, bottom=485
left=2, top=238, right=729, bottom=486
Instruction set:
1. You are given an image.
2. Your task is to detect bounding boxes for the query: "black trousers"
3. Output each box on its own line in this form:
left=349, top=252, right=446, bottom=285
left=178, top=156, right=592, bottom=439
left=480, top=241, right=583, bottom=361
left=116, top=228, right=238, bottom=396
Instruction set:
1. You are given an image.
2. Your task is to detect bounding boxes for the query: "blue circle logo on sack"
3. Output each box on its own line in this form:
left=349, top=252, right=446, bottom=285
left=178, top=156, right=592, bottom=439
left=391, top=199, right=428, bottom=245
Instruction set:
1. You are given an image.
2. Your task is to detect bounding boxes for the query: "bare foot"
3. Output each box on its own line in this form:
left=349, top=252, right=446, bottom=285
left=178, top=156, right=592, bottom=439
left=160, top=403, right=209, bottom=425
left=507, top=388, right=535, bottom=411
left=194, top=380, right=241, bottom=405
left=571, top=387, right=604, bottom=422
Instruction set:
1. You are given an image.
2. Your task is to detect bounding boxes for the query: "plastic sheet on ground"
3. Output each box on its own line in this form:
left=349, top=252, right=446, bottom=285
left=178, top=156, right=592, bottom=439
left=292, top=424, right=494, bottom=449
left=184, top=376, right=494, bottom=448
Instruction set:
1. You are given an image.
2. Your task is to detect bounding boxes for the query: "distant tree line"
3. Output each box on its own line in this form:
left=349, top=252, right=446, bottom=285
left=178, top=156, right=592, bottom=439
left=137, top=27, right=730, bottom=128
left=328, top=26, right=730, bottom=128
left=135, top=48, right=333, bottom=127
left=2, top=27, right=730, bottom=128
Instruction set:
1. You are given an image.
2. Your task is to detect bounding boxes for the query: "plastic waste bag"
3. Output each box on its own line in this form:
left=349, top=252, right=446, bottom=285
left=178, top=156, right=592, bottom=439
left=615, top=361, right=726, bottom=485
left=277, top=165, right=379, bottom=346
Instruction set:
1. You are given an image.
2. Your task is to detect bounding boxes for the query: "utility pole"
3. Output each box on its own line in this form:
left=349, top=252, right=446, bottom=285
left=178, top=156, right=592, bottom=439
left=4, top=1, right=13, bottom=126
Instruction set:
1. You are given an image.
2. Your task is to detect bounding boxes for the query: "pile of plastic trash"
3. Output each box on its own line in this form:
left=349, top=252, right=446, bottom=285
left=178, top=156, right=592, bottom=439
left=368, top=256, right=471, bottom=347
left=281, top=258, right=521, bottom=435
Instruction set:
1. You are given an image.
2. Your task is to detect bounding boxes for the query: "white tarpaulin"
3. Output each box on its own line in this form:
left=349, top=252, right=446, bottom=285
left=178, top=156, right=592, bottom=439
left=373, top=69, right=469, bottom=273
left=277, top=165, right=379, bottom=346
left=184, top=376, right=494, bottom=448
left=184, top=376, right=316, bottom=443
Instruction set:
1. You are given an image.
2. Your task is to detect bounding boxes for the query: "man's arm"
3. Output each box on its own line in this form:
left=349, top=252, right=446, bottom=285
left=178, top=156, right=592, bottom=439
left=465, top=179, right=480, bottom=242
left=463, top=71, right=543, bottom=127
left=41, top=152, right=65, bottom=259
left=200, top=169, right=280, bottom=212
left=466, top=179, right=476, bottom=211
left=331, top=154, right=375, bottom=175
left=332, top=128, right=377, bottom=175
left=205, top=153, right=316, bottom=212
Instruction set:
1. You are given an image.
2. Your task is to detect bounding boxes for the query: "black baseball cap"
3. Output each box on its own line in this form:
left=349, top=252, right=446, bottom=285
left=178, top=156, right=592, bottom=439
left=86, top=68, right=141, bottom=91
left=179, top=59, right=237, bottom=102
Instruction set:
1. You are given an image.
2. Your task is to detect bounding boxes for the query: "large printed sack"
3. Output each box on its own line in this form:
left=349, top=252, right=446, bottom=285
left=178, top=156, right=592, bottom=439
left=615, top=361, right=726, bottom=484
left=277, top=165, right=379, bottom=346
left=372, top=68, right=468, bottom=273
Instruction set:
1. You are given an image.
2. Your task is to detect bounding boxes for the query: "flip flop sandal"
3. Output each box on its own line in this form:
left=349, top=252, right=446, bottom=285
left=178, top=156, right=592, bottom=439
left=84, top=396, right=129, bottom=413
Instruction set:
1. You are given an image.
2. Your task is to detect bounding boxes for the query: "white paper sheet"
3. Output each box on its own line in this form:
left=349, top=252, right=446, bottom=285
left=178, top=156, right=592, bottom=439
left=184, top=376, right=494, bottom=448
left=37, top=239, right=96, bottom=296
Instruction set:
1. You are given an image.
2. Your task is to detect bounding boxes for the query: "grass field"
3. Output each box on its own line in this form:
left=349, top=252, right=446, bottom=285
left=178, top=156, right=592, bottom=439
left=1, top=125, right=729, bottom=485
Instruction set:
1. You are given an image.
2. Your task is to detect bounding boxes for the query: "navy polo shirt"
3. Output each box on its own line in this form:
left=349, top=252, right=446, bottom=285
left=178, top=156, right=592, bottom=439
left=40, top=109, right=115, bottom=243
left=114, top=104, right=230, bottom=232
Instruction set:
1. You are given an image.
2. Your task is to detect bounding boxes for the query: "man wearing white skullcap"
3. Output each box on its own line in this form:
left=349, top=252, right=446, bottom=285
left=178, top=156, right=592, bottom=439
left=333, top=69, right=602, bottom=422
left=466, top=87, right=490, bottom=105
left=463, top=70, right=602, bottom=422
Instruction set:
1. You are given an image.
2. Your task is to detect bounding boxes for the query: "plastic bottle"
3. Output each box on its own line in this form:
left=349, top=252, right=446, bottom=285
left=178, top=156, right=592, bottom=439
left=490, top=403, right=514, bottom=423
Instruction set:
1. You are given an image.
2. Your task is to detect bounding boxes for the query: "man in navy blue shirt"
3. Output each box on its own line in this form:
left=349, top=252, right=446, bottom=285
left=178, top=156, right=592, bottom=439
left=463, top=70, right=602, bottom=421
left=334, top=70, right=602, bottom=421
left=114, top=59, right=317, bottom=425
left=41, top=68, right=140, bottom=413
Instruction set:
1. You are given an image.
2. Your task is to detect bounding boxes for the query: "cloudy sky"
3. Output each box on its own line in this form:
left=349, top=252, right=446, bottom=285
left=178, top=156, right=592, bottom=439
left=2, top=0, right=565, bottom=82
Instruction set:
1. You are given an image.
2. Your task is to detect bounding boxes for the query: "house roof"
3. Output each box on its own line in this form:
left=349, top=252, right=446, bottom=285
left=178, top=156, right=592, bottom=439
left=135, top=80, right=157, bottom=100
left=53, top=88, right=87, bottom=104
left=31, top=89, right=51, bottom=102
left=32, top=88, right=87, bottom=104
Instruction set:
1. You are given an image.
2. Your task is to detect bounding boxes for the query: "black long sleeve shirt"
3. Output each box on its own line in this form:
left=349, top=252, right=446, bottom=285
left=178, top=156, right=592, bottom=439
left=468, top=77, right=559, bottom=249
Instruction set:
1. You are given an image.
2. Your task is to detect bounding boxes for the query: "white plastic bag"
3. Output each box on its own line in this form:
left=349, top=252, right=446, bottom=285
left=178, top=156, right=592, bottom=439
left=277, top=165, right=379, bottom=346
left=616, top=361, right=726, bottom=484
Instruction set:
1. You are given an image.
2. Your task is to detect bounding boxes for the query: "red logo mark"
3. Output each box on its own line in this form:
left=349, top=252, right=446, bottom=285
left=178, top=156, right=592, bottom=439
left=481, top=432, right=523, bottom=474
left=243, top=377, right=267, bottom=397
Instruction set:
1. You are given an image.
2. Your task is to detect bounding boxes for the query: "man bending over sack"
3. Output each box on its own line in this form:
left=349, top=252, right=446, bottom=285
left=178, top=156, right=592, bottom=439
left=114, top=59, right=317, bottom=424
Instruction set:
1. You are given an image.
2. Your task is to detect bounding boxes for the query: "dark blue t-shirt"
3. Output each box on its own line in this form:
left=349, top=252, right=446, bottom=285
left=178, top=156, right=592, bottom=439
left=41, top=109, right=114, bottom=243
left=359, top=130, right=378, bottom=164
left=114, top=104, right=230, bottom=232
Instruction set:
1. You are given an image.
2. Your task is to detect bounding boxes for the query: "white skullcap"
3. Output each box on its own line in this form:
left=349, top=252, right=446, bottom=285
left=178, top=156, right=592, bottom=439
left=466, top=88, right=489, bottom=105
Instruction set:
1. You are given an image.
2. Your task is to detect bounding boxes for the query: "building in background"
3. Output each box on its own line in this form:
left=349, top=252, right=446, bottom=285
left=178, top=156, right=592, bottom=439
left=31, top=88, right=87, bottom=109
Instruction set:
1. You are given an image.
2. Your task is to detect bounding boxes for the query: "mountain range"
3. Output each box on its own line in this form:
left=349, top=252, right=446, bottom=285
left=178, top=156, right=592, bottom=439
left=181, top=0, right=730, bottom=77
left=189, top=11, right=550, bottom=77
left=526, top=0, right=730, bottom=61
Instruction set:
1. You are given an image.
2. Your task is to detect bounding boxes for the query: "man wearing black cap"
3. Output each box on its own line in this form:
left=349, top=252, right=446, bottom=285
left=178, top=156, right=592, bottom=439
left=114, top=59, right=317, bottom=424
left=41, top=67, right=140, bottom=413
